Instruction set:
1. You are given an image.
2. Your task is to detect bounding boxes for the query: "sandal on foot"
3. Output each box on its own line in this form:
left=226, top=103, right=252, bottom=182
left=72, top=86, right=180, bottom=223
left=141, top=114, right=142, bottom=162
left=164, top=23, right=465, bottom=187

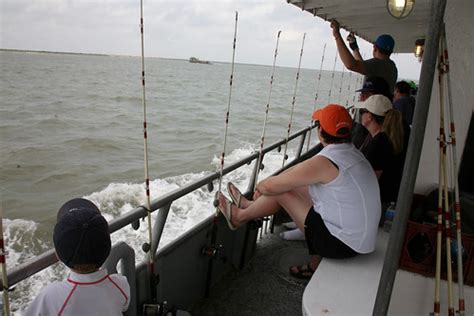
left=227, top=182, right=242, bottom=208
left=217, top=192, right=237, bottom=231
left=289, top=262, right=316, bottom=279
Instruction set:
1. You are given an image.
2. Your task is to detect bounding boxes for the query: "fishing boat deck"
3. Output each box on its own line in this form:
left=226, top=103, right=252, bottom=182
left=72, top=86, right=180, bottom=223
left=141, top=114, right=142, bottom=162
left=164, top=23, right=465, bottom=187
left=193, top=224, right=474, bottom=316
left=192, top=222, right=311, bottom=315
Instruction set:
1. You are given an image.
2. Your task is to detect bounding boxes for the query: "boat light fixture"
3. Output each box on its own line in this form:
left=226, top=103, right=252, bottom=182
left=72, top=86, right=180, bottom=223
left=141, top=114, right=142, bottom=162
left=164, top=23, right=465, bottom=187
left=415, top=38, right=425, bottom=60
left=387, top=0, right=415, bottom=19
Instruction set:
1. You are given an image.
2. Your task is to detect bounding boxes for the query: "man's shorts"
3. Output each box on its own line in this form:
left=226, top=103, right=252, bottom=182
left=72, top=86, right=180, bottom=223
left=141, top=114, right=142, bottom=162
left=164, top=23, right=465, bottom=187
left=304, top=207, right=358, bottom=259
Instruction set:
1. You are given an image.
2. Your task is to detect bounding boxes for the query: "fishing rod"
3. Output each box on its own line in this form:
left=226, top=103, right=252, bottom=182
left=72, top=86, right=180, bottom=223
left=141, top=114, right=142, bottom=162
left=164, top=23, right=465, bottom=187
left=337, top=64, right=345, bottom=104
left=327, top=52, right=338, bottom=102
left=137, top=0, right=160, bottom=310
left=254, top=31, right=281, bottom=238
left=0, top=208, right=11, bottom=316
left=434, top=41, right=454, bottom=316
left=441, top=26, right=465, bottom=316
left=306, top=43, right=327, bottom=152
left=281, top=32, right=306, bottom=169
left=345, top=71, right=352, bottom=108
left=254, top=30, right=281, bottom=191
left=204, top=11, right=239, bottom=298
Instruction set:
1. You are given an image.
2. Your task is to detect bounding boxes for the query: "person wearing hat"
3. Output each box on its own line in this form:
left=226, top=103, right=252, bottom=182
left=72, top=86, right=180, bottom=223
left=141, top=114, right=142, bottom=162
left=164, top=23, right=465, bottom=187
left=355, top=95, right=409, bottom=211
left=24, top=198, right=130, bottom=315
left=217, top=104, right=380, bottom=279
left=352, top=76, right=393, bottom=148
left=330, top=20, right=398, bottom=92
left=393, top=80, right=416, bottom=125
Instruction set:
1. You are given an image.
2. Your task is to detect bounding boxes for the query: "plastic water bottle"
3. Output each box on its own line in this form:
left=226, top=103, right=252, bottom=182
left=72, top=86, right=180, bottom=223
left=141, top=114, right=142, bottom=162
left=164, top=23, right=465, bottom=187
left=383, top=202, right=396, bottom=232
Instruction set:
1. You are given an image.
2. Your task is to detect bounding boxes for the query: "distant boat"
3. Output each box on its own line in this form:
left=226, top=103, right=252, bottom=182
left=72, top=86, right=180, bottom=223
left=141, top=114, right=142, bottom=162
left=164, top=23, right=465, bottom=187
left=189, top=56, right=211, bottom=64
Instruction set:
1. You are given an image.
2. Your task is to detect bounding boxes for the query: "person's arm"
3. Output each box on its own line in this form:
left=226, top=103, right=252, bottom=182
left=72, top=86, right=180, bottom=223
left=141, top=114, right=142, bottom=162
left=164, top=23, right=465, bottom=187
left=331, top=20, right=367, bottom=74
left=256, top=155, right=338, bottom=195
left=347, top=32, right=364, bottom=61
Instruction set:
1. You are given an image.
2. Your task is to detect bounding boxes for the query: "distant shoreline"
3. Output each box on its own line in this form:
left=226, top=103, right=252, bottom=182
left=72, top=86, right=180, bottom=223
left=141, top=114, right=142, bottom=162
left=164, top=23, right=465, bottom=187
left=1, top=48, right=417, bottom=80
left=0, top=48, right=111, bottom=57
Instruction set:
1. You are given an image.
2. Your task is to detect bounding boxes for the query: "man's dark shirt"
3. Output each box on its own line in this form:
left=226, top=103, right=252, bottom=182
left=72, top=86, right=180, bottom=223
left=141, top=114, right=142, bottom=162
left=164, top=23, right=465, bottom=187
left=393, top=95, right=416, bottom=125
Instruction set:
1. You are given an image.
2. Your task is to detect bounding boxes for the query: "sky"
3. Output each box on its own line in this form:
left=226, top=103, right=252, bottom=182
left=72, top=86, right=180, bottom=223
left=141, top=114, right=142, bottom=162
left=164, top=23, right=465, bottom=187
left=1, top=0, right=421, bottom=80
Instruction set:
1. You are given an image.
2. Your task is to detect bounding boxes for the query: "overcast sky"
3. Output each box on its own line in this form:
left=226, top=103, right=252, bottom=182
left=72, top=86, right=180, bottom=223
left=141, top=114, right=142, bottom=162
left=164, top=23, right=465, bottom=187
left=1, top=0, right=421, bottom=80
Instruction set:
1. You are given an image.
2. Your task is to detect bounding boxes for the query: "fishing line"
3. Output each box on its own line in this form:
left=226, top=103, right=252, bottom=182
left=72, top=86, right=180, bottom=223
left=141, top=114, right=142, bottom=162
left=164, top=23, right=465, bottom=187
left=441, top=26, right=465, bottom=316
left=138, top=0, right=157, bottom=303
left=0, top=208, right=11, bottom=316
left=306, top=43, right=327, bottom=151
left=281, top=32, right=306, bottom=169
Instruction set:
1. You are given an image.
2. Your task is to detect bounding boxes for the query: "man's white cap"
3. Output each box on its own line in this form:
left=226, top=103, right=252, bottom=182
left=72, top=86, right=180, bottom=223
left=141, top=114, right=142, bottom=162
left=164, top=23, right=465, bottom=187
left=355, top=94, right=392, bottom=116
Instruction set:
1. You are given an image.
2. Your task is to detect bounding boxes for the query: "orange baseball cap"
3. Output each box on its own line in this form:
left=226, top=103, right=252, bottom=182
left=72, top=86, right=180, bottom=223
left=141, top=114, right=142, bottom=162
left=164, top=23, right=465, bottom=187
left=312, top=104, right=352, bottom=137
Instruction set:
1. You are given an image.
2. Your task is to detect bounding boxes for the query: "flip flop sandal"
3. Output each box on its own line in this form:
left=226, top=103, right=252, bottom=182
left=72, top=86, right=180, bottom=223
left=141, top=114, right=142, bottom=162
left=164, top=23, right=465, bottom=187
left=289, top=262, right=316, bottom=280
left=227, top=182, right=242, bottom=208
left=217, top=192, right=237, bottom=230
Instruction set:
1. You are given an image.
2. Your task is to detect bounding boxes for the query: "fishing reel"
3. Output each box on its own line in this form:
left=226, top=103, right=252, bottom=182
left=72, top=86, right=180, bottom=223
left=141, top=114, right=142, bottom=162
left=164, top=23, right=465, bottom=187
left=143, top=301, right=190, bottom=316
left=201, top=244, right=226, bottom=263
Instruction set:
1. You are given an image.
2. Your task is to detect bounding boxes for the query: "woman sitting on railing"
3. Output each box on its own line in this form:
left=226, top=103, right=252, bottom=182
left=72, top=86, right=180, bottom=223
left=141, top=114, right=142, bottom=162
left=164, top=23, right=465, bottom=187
left=217, top=104, right=381, bottom=279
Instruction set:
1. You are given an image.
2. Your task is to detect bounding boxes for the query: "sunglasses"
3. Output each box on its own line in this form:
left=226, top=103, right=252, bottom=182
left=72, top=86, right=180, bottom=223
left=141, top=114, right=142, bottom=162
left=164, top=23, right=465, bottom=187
left=313, top=120, right=320, bottom=128
left=358, top=108, right=370, bottom=115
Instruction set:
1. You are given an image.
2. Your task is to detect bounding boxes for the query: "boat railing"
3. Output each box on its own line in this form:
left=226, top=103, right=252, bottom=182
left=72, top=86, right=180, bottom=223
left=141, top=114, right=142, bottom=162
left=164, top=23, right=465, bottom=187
left=2, top=124, right=316, bottom=290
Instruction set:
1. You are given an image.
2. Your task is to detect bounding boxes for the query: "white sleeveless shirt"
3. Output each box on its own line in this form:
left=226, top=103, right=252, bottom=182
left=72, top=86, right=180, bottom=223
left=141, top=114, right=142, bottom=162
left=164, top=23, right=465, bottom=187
left=308, top=143, right=381, bottom=253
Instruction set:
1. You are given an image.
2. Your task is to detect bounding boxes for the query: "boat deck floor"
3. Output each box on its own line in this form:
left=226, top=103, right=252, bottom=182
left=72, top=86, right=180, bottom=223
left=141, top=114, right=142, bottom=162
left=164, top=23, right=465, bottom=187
left=192, top=223, right=310, bottom=315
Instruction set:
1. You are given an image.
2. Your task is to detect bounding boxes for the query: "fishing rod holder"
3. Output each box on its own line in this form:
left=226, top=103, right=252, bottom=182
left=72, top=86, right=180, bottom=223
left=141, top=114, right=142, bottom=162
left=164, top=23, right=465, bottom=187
left=143, top=301, right=184, bottom=316
left=201, top=244, right=226, bottom=263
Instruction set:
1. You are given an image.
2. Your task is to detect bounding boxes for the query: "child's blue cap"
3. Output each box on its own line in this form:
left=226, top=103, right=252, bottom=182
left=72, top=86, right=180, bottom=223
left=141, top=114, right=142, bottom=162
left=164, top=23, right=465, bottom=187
left=54, top=198, right=111, bottom=269
left=375, top=34, right=395, bottom=53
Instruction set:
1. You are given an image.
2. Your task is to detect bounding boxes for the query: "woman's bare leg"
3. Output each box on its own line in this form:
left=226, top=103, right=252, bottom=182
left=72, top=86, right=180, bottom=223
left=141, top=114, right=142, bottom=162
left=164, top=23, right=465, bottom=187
left=220, top=186, right=312, bottom=231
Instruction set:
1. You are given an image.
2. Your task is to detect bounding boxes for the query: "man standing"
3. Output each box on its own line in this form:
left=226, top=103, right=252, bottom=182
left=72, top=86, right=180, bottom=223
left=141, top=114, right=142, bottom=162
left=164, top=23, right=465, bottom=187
left=393, top=80, right=416, bottom=125
left=330, top=20, right=398, bottom=93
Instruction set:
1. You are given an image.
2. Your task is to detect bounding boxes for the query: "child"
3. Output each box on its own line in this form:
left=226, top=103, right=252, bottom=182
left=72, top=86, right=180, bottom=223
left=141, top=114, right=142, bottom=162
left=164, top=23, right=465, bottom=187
left=24, top=198, right=130, bottom=315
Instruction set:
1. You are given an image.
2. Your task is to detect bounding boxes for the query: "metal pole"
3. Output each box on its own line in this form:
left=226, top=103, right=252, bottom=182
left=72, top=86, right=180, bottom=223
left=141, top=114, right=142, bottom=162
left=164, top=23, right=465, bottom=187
left=372, top=0, right=447, bottom=314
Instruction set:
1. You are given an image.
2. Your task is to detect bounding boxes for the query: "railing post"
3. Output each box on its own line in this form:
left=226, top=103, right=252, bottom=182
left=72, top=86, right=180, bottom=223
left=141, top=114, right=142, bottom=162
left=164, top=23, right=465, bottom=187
left=151, top=202, right=172, bottom=258
left=247, top=152, right=263, bottom=194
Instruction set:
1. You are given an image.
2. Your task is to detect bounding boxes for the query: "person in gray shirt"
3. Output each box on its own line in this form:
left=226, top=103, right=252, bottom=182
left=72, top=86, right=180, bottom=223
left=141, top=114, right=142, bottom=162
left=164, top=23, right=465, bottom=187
left=330, top=19, right=398, bottom=93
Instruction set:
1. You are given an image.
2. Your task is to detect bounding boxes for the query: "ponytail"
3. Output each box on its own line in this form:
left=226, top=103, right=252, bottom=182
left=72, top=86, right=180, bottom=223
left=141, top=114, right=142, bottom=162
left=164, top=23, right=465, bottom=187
left=382, top=109, right=405, bottom=155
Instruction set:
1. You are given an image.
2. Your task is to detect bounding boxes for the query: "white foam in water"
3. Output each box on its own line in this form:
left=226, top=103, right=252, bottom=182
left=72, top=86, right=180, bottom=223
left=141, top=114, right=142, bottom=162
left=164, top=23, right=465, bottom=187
left=8, top=144, right=296, bottom=314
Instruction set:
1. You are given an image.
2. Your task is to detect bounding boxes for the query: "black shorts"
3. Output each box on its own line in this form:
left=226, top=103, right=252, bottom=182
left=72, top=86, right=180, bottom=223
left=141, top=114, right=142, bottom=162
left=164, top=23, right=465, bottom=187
left=304, top=207, right=358, bottom=259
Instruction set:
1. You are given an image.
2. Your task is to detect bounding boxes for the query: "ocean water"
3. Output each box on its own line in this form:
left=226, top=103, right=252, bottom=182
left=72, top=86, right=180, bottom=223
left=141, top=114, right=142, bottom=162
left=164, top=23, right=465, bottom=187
left=0, top=50, right=361, bottom=312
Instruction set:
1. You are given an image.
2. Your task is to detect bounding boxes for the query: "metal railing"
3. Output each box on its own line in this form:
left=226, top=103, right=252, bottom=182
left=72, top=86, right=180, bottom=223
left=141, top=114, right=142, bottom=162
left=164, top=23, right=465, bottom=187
left=2, top=124, right=317, bottom=290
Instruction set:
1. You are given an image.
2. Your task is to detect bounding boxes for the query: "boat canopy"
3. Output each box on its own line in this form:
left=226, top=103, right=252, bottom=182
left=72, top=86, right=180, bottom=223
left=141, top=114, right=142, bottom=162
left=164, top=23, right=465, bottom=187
left=287, top=0, right=432, bottom=53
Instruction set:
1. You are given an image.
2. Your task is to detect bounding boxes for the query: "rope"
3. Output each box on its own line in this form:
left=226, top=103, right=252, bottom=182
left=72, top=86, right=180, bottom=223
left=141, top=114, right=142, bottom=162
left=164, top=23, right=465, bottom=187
left=281, top=33, right=306, bottom=168
left=138, top=0, right=156, bottom=302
